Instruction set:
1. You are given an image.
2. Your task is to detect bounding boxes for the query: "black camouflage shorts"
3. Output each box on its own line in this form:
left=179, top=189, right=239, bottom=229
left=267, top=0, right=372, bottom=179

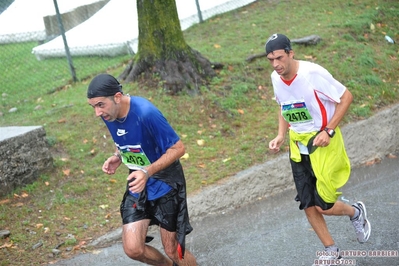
left=120, top=188, right=179, bottom=232
left=290, top=154, right=335, bottom=210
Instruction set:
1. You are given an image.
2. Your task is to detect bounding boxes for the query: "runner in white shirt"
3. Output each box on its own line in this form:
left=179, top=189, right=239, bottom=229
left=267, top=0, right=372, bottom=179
left=266, top=33, right=371, bottom=264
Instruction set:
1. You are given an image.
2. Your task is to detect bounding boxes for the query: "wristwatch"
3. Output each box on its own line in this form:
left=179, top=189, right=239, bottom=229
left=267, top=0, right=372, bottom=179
left=324, top=127, right=335, bottom=138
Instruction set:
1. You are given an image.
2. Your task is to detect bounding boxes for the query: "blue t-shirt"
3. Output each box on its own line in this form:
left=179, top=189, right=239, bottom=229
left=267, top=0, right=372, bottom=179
left=104, top=96, right=179, bottom=200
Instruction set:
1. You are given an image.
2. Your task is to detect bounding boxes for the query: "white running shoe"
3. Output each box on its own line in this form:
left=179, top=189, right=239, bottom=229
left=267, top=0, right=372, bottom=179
left=351, top=201, right=371, bottom=243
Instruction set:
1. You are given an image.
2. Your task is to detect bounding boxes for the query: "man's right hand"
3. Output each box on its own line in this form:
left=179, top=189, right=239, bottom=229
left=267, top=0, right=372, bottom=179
left=102, top=155, right=122, bottom=174
left=269, top=135, right=285, bottom=154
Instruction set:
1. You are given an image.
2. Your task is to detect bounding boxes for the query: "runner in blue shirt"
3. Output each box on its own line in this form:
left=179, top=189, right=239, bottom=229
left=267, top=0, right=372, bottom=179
left=87, top=74, right=196, bottom=266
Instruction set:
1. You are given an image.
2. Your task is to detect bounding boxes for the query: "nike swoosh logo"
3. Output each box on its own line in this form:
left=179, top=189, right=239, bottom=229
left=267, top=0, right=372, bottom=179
left=116, top=129, right=128, bottom=136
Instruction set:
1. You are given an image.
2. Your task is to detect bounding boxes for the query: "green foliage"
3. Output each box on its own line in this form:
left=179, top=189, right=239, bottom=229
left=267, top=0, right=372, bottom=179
left=64, top=238, right=77, bottom=246
left=357, top=54, right=377, bottom=68
left=363, top=75, right=383, bottom=86
left=352, top=105, right=372, bottom=118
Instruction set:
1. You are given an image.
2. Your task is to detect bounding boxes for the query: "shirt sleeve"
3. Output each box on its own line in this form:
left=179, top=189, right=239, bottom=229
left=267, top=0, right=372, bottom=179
left=144, top=106, right=180, bottom=155
left=308, top=64, right=346, bottom=103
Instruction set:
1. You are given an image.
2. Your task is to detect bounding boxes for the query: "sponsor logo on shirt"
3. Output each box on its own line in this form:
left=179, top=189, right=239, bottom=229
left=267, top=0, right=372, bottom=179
left=116, top=129, right=128, bottom=136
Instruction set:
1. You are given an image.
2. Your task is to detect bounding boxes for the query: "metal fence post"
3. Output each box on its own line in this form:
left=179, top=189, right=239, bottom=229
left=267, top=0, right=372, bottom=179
left=53, top=0, right=77, bottom=82
left=195, top=0, right=203, bottom=23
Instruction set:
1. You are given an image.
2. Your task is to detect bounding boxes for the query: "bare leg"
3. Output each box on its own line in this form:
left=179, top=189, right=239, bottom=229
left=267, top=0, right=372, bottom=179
left=122, top=219, right=173, bottom=266
left=160, top=227, right=197, bottom=266
left=316, top=201, right=355, bottom=217
left=306, top=201, right=356, bottom=247
left=304, top=206, right=335, bottom=247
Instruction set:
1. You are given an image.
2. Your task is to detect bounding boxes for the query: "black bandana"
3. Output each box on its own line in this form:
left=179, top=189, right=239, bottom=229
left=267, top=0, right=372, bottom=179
left=87, top=74, right=123, bottom=99
left=265, top=33, right=292, bottom=55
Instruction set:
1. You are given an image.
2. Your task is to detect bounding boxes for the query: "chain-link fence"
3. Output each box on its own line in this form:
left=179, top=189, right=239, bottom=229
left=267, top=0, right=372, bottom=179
left=0, top=0, right=255, bottom=115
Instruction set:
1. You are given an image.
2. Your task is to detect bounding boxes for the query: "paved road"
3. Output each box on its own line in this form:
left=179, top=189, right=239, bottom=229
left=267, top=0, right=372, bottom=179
left=52, top=156, right=399, bottom=266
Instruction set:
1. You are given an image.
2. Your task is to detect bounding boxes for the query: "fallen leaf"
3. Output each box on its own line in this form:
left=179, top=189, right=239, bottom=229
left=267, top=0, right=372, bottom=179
left=198, top=164, right=206, bottom=168
left=36, top=223, right=44, bottom=229
left=83, top=139, right=88, bottom=144
left=214, top=44, right=221, bottom=49
left=63, top=169, right=70, bottom=176
left=370, top=23, right=375, bottom=32
left=0, top=199, right=10, bottom=205
left=387, top=153, right=397, bottom=159
left=58, top=118, right=66, bottom=123
left=105, top=213, right=111, bottom=219
left=99, top=204, right=108, bottom=209
left=45, top=182, right=50, bottom=186
left=109, top=179, right=117, bottom=183
left=237, top=109, right=244, bottom=114
left=0, top=242, right=13, bottom=249
left=21, top=192, right=28, bottom=198
left=223, top=157, right=231, bottom=163
left=197, top=139, right=205, bottom=146
left=365, top=157, right=381, bottom=166
left=201, top=180, right=207, bottom=185
left=72, top=241, right=87, bottom=251
left=181, top=153, right=189, bottom=160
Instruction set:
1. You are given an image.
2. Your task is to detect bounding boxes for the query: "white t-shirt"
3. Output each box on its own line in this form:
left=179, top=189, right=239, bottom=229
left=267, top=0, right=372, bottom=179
left=271, top=60, right=346, bottom=133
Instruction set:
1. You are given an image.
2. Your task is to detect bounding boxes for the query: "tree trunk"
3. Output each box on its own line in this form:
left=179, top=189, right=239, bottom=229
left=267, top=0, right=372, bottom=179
left=119, top=0, right=216, bottom=95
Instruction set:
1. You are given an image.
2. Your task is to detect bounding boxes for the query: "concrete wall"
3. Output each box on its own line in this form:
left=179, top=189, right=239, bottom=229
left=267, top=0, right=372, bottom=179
left=43, top=0, right=109, bottom=40
left=0, top=126, right=53, bottom=197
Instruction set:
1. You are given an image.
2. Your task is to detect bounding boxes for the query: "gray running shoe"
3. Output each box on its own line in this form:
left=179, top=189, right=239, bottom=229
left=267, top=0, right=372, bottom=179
left=351, top=201, right=371, bottom=243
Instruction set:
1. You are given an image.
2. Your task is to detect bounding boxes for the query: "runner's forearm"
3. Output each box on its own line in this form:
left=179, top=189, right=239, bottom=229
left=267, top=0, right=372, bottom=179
left=326, top=89, right=353, bottom=129
left=145, top=140, right=185, bottom=177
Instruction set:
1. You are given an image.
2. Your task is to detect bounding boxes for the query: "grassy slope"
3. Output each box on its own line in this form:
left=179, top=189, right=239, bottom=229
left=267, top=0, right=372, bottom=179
left=0, top=0, right=398, bottom=265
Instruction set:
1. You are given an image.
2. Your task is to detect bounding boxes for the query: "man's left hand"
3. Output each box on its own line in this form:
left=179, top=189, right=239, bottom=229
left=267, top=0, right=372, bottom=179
left=313, top=130, right=331, bottom=147
left=127, top=170, right=148, bottom=193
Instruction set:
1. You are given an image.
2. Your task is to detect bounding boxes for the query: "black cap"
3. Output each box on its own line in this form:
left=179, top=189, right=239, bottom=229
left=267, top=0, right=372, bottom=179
left=87, top=74, right=123, bottom=99
left=265, top=33, right=292, bottom=55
